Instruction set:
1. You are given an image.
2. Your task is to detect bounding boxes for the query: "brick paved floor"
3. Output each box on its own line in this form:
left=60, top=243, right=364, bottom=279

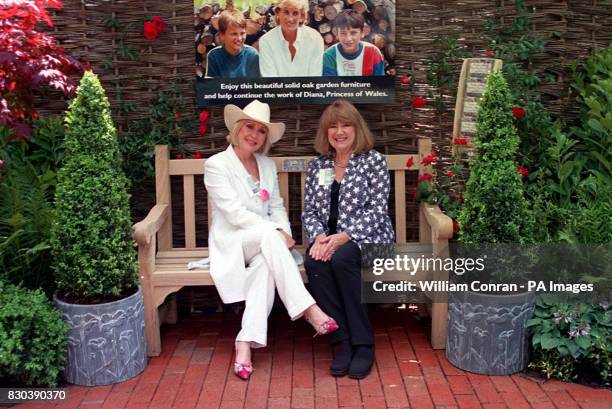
left=6, top=308, right=611, bottom=409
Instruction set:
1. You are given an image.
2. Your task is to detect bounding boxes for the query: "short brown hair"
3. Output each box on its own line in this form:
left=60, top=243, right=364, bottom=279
left=334, top=10, right=365, bottom=31
left=315, top=100, right=374, bottom=155
left=227, top=120, right=272, bottom=155
left=218, top=9, right=246, bottom=33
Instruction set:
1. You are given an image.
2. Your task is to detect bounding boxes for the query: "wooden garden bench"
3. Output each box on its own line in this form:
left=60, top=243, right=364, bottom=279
left=133, top=140, right=453, bottom=356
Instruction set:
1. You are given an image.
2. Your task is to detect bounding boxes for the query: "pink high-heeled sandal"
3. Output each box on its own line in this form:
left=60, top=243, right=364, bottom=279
left=312, top=318, right=339, bottom=338
left=233, top=362, right=253, bottom=381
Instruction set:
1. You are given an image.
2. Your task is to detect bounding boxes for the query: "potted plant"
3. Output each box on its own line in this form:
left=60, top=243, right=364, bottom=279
left=445, top=69, right=535, bottom=375
left=51, top=71, right=146, bottom=386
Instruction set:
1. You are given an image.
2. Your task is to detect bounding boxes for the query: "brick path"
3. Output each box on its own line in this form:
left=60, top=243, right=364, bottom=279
left=6, top=309, right=611, bottom=409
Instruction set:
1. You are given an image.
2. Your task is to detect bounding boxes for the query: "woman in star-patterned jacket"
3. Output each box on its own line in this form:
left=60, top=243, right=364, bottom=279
left=302, top=100, right=394, bottom=379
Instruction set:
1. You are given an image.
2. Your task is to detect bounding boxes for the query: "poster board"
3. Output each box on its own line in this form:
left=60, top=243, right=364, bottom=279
left=194, top=0, right=396, bottom=107
left=452, top=58, right=503, bottom=155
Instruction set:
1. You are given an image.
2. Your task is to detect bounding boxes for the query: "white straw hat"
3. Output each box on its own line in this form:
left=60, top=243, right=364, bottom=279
left=224, top=100, right=286, bottom=144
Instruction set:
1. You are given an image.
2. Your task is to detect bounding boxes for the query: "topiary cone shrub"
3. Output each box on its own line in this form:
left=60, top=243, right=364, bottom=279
left=458, top=69, right=532, bottom=245
left=51, top=71, right=138, bottom=304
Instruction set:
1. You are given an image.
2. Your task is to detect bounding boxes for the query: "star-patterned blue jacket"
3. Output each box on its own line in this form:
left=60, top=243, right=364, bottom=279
left=301, top=149, right=395, bottom=248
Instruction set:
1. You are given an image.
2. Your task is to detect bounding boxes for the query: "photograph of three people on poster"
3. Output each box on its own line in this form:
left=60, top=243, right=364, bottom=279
left=194, top=0, right=396, bottom=79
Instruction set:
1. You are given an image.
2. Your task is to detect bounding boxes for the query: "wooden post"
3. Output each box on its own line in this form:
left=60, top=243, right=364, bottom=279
left=140, top=235, right=161, bottom=356
left=156, top=145, right=172, bottom=251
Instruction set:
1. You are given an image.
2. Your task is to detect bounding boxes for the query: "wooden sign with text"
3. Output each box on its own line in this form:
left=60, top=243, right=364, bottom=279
left=452, top=58, right=503, bottom=155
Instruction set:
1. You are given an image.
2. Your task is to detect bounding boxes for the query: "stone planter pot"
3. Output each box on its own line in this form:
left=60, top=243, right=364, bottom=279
left=445, top=289, right=535, bottom=375
left=54, top=286, right=147, bottom=386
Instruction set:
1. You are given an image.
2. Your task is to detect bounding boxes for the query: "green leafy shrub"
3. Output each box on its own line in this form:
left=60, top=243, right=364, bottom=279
left=528, top=298, right=611, bottom=385
left=0, top=281, right=69, bottom=386
left=51, top=71, right=138, bottom=303
left=119, top=83, right=192, bottom=186
left=0, top=117, right=65, bottom=294
left=570, top=45, right=612, bottom=176
left=458, top=70, right=532, bottom=244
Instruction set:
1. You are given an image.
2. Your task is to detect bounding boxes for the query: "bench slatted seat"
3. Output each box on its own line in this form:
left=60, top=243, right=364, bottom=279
left=133, top=140, right=453, bottom=356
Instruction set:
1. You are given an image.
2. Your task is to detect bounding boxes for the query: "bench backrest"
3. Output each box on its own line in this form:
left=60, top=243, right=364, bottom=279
left=154, top=139, right=433, bottom=251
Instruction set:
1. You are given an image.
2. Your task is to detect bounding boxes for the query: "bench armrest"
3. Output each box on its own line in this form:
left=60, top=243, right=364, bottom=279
left=420, top=203, right=453, bottom=241
left=133, top=204, right=169, bottom=246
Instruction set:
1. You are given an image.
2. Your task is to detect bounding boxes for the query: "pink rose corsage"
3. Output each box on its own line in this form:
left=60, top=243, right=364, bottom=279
left=259, top=188, right=270, bottom=202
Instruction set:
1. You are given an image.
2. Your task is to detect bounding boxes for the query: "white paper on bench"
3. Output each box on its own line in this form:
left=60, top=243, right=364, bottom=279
left=187, top=249, right=304, bottom=270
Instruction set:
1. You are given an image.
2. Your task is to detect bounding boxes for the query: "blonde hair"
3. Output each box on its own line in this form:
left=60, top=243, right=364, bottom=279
left=274, top=0, right=309, bottom=20
left=218, top=9, right=246, bottom=33
left=315, top=100, right=374, bottom=155
left=227, top=120, right=272, bottom=155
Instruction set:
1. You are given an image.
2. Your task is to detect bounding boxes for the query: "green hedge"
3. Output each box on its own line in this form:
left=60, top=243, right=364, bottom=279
left=0, top=281, right=69, bottom=386
left=52, top=71, right=138, bottom=302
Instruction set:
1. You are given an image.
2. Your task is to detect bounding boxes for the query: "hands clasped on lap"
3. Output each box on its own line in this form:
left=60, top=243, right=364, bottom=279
left=309, top=232, right=351, bottom=261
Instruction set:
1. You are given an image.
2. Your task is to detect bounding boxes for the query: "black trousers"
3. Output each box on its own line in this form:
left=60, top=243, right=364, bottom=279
left=305, top=241, right=374, bottom=346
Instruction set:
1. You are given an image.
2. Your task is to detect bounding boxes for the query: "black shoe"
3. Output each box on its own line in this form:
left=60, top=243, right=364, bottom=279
left=349, top=344, right=374, bottom=379
left=330, top=340, right=352, bottom=376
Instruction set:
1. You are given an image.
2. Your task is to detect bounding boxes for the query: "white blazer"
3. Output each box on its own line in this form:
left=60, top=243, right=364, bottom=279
left=204, top=145, right=291, bottom=303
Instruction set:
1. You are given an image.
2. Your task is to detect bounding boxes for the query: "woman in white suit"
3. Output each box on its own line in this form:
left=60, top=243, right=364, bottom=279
left=204, top=100, right=338, bottom=381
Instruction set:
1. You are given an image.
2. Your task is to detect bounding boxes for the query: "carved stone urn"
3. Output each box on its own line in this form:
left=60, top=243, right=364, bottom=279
left=54, top=286, right=147, bottom=386
left=445, top=290, right=535, bottom=375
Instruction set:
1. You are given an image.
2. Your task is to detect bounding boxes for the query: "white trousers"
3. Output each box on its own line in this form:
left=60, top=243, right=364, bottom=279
left=236, top=226, right=315, bottom=348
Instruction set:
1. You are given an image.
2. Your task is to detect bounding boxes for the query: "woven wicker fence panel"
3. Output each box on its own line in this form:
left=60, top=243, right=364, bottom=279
left=48, top=0, right=611, bottom=154
left=46, top=0, right=611, bottom=240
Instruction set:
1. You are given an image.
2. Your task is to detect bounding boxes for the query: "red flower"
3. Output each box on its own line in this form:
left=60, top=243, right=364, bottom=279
left=400, top=75, right=410, bottom=85
left=420, top=154, right=436, bottom=165
left=143, top=21, right=160, bottom=40
left=452, top=220, right=459, bottom=232
left=199, top=123, right=208, bottom=136
left=175, top=112, right=181, bottom=121
left=517, top=164, right=529, bottom=178
left=405, top=156, right=414, bottom=168
left=259, top=188, right=270, bottom=202
left=151, top=16, right=166, bottom=32
left=194, top=152, right=202, bottom=159
left=199, top=109, right=209, bottom=122
left=485, top=49, right=494, bottom=58
left=512, top=107, right=526, bottom=118
left=446, top=171, right=454, bottom=177
left=411, top=96, right=426, bottom=108
left=453, top=137, right=468, bottom=145
left=8, top=81, right=16, bottom=91
left=417, top=173, right=433, bottom=184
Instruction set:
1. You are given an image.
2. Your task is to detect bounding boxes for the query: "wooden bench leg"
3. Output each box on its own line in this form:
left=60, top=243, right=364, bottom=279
left=160, top=294, right=178, bottom=325
left=430, top=302, right=448, bottom=349
left=144, top=302, right=162, bottom=356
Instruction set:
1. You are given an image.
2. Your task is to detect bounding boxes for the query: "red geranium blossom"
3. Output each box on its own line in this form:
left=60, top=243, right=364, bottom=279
left=453, top=220, right=459, bottom=232
left=143, top=16, right=165, bottom=40
left=175, top=112, right=181, bottom=121
left=194, top=152, right=202, bottom=159
left=199, top=123, right=208, bottom=136
left=446, top=171, right=454, bottom=177
left=400, top=75, right=410, bottom=85
left=420, top=154, right=436, bottom=165
left=453, top=137, right=468, bottom=145
left=417, top=173, right=433, bottom=184
left=517, top=164, right=529, bottom=178
left=485, top=49, right=494, bottom=58
left=410, top=96, right=426, bottom=108
left=199, top=109, right=209, bottom=122
left=512, top=106, right=526, bottom=118
left=405, top=156, right=414, bottom=168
